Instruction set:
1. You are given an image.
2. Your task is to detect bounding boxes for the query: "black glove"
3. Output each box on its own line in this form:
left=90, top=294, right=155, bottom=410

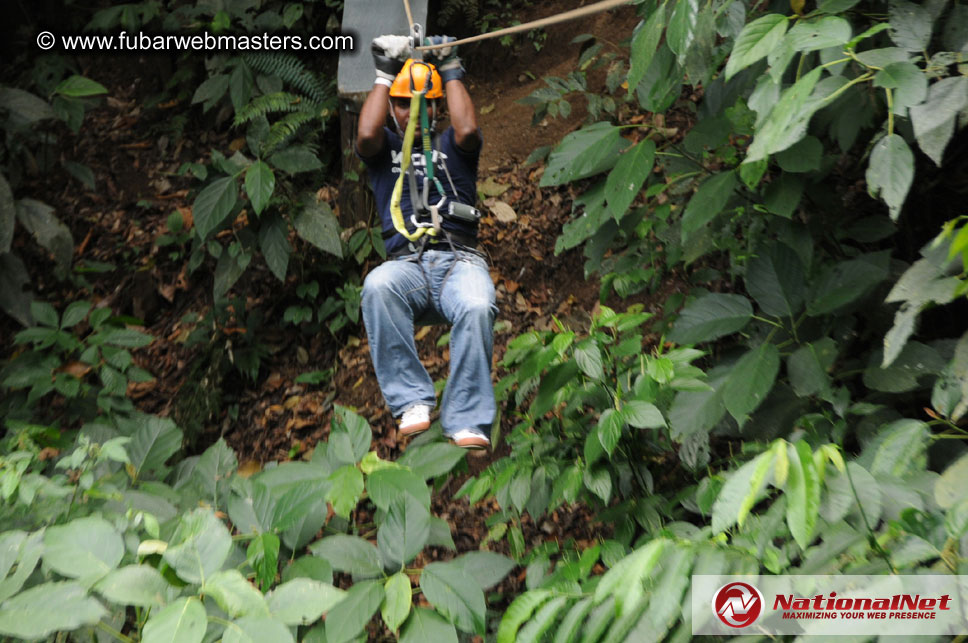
left=371, top=35, right=409, bottom=86
left=424, top=35, right=464, bottom=83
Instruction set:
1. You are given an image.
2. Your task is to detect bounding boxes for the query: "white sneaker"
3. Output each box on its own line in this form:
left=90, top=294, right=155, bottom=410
left=398, top=404, right=432, bottom=436
left=448, top=429, right=490, bottom=450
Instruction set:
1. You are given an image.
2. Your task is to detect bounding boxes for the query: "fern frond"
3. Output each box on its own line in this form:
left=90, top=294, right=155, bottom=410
left=263, top=111, right=315, bottom=153
left=234, top=92, right=307, bottom=127
left=243, top=53, right=331, bottom=104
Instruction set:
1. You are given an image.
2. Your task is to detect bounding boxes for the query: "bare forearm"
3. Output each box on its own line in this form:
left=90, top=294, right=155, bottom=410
left=445, top=79, right=480, bottom=151
left=357, top=84, right=390, bottom=157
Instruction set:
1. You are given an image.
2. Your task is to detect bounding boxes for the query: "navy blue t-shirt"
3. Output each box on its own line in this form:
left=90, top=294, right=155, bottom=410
left=359, top=126, right=480, bottom=254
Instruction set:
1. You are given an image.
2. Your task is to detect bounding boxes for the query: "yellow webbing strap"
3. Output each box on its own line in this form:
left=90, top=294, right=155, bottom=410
left=389, top=90, right=437, bottom=242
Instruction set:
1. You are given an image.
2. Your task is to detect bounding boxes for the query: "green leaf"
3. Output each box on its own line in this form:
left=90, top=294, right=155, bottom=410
left=666, top=0, right=698, bottom=60
left=775, top=136, right=822, bottom=173
left=454, top=551, right=516, bottom=591
left=382, top=573, right=412, bottom=633
left=16, top=199, right=73, bottom=274
left=0, top=173, right=14, bottom=254
left=267, top=578, right=347, bottom=626
left=325, top=580, right=384, bottom=643
left=746, top=243, right=806, bottom=317
left=60, top=301, right=92, bottom=329
left=192, top=74, right=229, bottom=111
left=294, top=200, right=342, bottom=258
left=43, top=516, right=124, bottom=580
left=725, top=14, right=789, bottom=80
left=367, top=468, right=431, bottom=511
left=193, top=176, right=238, bottom=240
left=258, top=213, right=291, bottom=282
left=870, top=419, right=929, bottom=478
left=597, top=408, right=623, bottom=456
left=605, top=140, right=655, bottom=220
left=874, top=62, right=927, bottom=115
left=378, top=493, right=431, bottom=570
left=127, top=415, right=182, bottom=479
left=269, top=147, right=323, bottom=174
left=54, top=75, right=108, bottom=97
left=0, top=531, right=42, bottom=603
left=247, top=532, right=280, bottom=593
left=787, top=338, right=837, bottom=398
left=0, top=581, right=107, bottom=640
left=401, top=607, right=458, bottom=643
left=203, top=569, right=270, bottom=618
left=191, top=437, right=238, bottom=509
left=540, top=122, right=629, bottom=187
left=712, top=449, right=775, bottom=533
left=163, top=508, right=232, bottom=585
left=865, top=340, right=945, bottom=393
left=420, top=561, right=486, bottom=634
left=0, top=254, right=32, bottom=326
left=326, top=464, right=364, bottom=520
left=64, top=160, right=96, bottom=190
left=888, top=0, right=932, bottom=51
left=30, top=301, right=58, bottom=328
left=0, top=87, right=55, bottom=124
left=909, top=77, right=968, bottom=166
left=335, top=406, right=372, bottom=462
left=785, top=441, right=820, bottom=549
left=635, top=45, right=682, bottom=113
left=95, top=565, right=173, bottom=608
left=627, top=4, right=666, bottom=93
left=96, top=327, right=154, bottom=348
left=866, top=134, right=914, bottom=221
left=574, top=340, right=604, bottom=380
left=309, top=534, right=384, bottom=580
left=142, top=597, right=206, bottom=643
left=221, top=618, right=295, bottom=643
left=680, top=170, right=736, bottom=241
left=245, top=161, right=275, bottom=216
left=496, top=590, right=553, bottom=643
left=583, top=465, right=612, bottom=503
left=935, top=453, right=968, bottom=509
left=668, top=293, right=753, bottom=344
left=723, top=343, right=780, bottom=426
left=807, top=251, right=889, bottom=315
left=396, top=442, right=466, bottom=479
left=787, top=16, right=851, bottom=52
left=746, top=67, right=823, bottom=163
left=622, top=399, right=666, bottom=430
left=594, top=538, right=668, bottom=616
left=944, top=4, right=968, bottom=52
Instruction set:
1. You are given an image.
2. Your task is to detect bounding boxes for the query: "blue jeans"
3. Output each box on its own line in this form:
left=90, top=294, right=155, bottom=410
left=361, top=249, right=497, bottom=437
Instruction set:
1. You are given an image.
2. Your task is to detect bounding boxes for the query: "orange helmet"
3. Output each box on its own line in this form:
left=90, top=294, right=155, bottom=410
left=390, top=59, right=443, bottom=99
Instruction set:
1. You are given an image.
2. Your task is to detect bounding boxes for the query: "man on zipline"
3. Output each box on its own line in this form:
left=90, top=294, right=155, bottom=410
left=356, top=34, right=495, bottom=449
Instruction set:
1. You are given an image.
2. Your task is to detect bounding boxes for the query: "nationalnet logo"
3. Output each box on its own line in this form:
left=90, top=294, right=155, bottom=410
left=712, top=581, right=764, bottom=628
left=693, top=575, right=968, bottom=636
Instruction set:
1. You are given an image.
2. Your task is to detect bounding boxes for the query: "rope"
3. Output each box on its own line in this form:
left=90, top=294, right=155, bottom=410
left=415, top=0, right=634, bottom=51
left=401, top=0, right=415, bottom=36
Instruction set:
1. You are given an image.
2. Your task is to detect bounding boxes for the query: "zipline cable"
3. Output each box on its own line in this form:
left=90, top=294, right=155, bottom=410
left=413, top=0, right=634, bottom=51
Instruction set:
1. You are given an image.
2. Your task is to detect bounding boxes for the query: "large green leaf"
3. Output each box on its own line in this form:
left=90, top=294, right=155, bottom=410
left=268, top=146, right=323, bottom=174
left=325, top=580, right=384, bottom=643
left=192, top=437, right=238, bottom=510
left=888, top=0, right=933, bottom=51
left=247, top=532, right=279, bottom=593
left=266, top=578, right=346, bottom=626
left=594, top=539, right=667, bottom=617
left=95, top=565, right=173, bottom=608
left=874, top=62, right=928, bottom=115
left=326, top=464, right=364, bottom=519
left=540, top=122, right=628, bottom=187
left=597, top=408, right=623, bottom=456
left=722, top=343, right=781, bottom=426
left=54, top=75, right=108, bottom=98
left=43, top=516, right=124, bottom=580
left=162, top=508, right=232, bottom=585
left=0, top=253, right=32, bottom=326
left=787, top=338, right=837, bottom=398
left=785, top=441, right=820, bottom=549
left=16, top=199, right=73, bottom=274
left=864, top=340, right=944, bottom=393
left=935, top=453, right=968, bottom=509
left=126, top=415, right=182, bottom=479
left=454, top=551, right=516, bottom=591
left=574, top=340, right=604, bottom=380
left=0, top=173, right=13, bottom=254
left=787, top=16, right=851, bottom=51
left=821, top=462, right=882, bottom=525
left=203, top=569, right=270, bottom=618
left=309, top=534, right=384, bottom=579
left=221, top=618, right=295, bottom=643
left=400, top=607, right=458, bottom=643
left=258, top=213, right=290, bottom=282
left=745, top=243, right=806, bottom=317
left=667, top=293, right=753, bottom=344
left=621, top=399, right=666, bottom=429
left=724, top=14, right=789, bottom=80
left=497, top=590, right=553, bottom=643
left=193, top=176, right=238, bottom=240
left=382, top=573, right=412, bottom=633
left=213, top=242, right=252, bottom=300
left=0, top=530, right=42, bottom=603
left=866, top=134, right=913, bottom=221
left=420, top=560, right=486, bottom=634
left=377, top=493, right=431, bottom=570
left=605, top=140, right=655, bottom=220
left=142, top=597, right=206, bottom=643
left=294, top=200, right=342, bottom=258
left=636, top=45, right=682, bottom=113
left=555, top=181, right=609, bottom=253
left=396, top=442, right=465, bottom=479
left=627, top=3, right=666, bottom=93
left=870, top=419, right=929, bottom=478
left=712, top=449, right=775, bottom=533
left=909, top=77, right=968, bottom=166
left=367, top=468, right=431, bottom=511
left=807, top=251, right=889, bottom=315
left=746, top=67, right=823, bottom=163
left=666, top=0, right=698, bottom=60
left=0, top=581, right=107, bottom=639
left=680, top=170, right=736, bottom=241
